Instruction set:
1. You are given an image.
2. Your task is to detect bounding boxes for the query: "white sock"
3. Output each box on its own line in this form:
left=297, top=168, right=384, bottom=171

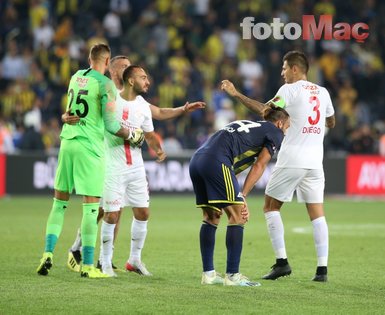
left=100, top=221, right=116, bottom=268
left=128, top=218, right=148, bottom=263
left=265, top=211, right=287, bottom=259
left=204, top=270, right=215, bottom=277
left=312, top=216, right=328, bottom=266
left=70, top=228, right=82, bottom=252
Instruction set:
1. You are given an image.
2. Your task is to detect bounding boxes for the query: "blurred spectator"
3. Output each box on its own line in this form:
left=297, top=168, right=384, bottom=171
left=379, top=133, right=385, bottom=157
left=162, top=122, right=183, bottom=155
left=19, top=113, right=45, bottom=151
left=33, top=18, right=54, bottom=50
left=103, top=9, right=122, bottom=55
left=0, top=116, right=15, bottom=153
left=214, top=98, right=236, bottom=131
left=237, top=48, right=263, bottom=96
left=348, top=125, right=375, bottom=154
left=1, top=40, right=30, bottom=80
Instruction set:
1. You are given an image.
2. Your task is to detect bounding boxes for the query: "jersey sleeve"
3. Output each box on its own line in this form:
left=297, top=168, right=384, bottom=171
left=101, top=80, right=121, bottom=134
left=271, top=84, right=293, bottom=108
left=324, top=88, right=335, bottom=117
left=265, top=128, right=284, bottom=157
left=141, top=100, right=154, bottom=132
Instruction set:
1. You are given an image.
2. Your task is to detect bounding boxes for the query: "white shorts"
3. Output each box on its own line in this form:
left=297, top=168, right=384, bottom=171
left=103, top=167, right=149, bottom=212
left=265, top=167, right=325, bottom=203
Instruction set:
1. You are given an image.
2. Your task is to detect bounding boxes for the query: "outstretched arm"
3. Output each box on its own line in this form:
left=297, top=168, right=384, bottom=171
left=150, top=101, right=205, bottom=121
left=241, top=147, right=272, bottom=197
left=221, top=79, right=266, bottom=116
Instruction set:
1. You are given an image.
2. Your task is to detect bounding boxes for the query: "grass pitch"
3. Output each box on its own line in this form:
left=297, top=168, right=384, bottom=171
left=0, top=195, right=384, bottom=314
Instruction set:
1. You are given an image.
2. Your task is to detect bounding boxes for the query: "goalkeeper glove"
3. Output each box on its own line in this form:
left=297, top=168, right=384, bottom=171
left=127, top=127, right=145, bottom=147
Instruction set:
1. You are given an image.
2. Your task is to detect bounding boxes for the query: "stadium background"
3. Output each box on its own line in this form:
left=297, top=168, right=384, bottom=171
left=0, top=0, right=384, bottom=196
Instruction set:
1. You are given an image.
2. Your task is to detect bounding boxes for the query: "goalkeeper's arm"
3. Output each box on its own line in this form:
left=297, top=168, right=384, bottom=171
left=144, top=131, right=167, bottom=162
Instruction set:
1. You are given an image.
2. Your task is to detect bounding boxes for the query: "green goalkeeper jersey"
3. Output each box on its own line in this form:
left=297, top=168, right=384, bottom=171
left=60, top=68, right=121, bottom=155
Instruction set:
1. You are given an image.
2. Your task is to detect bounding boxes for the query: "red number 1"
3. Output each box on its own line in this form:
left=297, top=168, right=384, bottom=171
left=308, top=96, right=320, bottom=125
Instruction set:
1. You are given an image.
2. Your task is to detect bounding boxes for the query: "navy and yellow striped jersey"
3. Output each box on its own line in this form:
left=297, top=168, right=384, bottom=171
left=195, top=120, right=284, bottom=174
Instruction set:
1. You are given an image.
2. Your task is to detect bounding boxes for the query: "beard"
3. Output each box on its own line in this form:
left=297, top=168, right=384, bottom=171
left=133, top=84, right=148, bottom=96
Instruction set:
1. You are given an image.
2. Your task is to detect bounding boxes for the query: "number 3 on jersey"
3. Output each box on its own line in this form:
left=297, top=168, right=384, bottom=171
left=308, top=96, right=320, bottom=125
left=68, top=88, right=89, bottom=118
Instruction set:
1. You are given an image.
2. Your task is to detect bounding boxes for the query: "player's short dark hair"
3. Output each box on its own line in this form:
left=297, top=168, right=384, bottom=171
left=89, top=43, right=111, bottom=61
left=263, top=104, right=290, bottom=123
left=122, top=65, right=143, bottom=82
left=283, top=51, right=309, bottom=74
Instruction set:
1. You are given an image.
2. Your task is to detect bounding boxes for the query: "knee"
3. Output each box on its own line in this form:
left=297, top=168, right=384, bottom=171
left=104, top=211, right=119, bottom=224
left=133, top=208, right=150, bottom=221
left=203, top=209, right=221, bottom=225
left=229, top=212, right=247, bottom=225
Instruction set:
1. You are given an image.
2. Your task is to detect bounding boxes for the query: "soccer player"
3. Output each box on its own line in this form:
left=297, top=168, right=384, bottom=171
left=100, top=65, right=167, bottom=276
left=190, top=105, right=290, bottom=286
left=65, top=56, right=205, bottom=273
left=221, top=50, right=336, bottom=282
left=36, top=44, right=144, bottom=278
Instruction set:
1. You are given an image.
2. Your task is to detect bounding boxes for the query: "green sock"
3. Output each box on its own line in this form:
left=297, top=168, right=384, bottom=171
left=44, top=198, right=68, bottom=252
left=81, top=203, right=99, bottom=265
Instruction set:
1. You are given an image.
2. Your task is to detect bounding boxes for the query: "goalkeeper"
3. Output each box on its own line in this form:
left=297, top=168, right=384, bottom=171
left=36, top=44, right=144, bottom=279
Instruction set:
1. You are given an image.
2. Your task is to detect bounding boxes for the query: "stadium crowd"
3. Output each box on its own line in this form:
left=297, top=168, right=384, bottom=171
left=0, top=0, right=385, bottom=155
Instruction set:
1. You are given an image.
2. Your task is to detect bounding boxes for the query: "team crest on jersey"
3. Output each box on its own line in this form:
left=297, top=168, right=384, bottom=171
left=76, top=77, right=88, bottom=88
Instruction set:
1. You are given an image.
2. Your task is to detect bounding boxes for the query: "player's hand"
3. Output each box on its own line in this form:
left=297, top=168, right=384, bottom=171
left=241, top=204, right=250, bottom=223
left=221, top=80, right=238, bottom=97
left=183, top=101, right=206, bottom=113
left=155, top=149, right=167, bottom=163
left=128, top=127, right=145, bottom=147
left=61, top=111, right=80, bottom=125
left=240, top=194, right=249, bottom=223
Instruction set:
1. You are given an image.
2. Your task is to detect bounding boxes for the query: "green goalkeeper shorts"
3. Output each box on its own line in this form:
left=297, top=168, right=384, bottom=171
left=54, top=138, right=105, bottom=197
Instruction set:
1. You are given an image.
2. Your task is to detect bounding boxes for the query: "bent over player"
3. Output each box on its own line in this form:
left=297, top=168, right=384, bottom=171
left=189, top=105, right=290, bottom=286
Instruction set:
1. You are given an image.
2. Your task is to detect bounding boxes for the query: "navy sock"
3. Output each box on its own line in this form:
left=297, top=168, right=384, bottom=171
left=226, top=225, right=244, bottom=274
left=199, top=221, right=217, bottom=272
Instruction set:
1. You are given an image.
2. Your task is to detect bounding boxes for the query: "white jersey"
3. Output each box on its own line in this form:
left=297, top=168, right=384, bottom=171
left=274, top=80, right=334, bottom=169
left=104, top=95, right=154, bottom=174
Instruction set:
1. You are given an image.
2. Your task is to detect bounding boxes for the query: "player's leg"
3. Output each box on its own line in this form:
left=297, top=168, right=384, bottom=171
left=199, top=207, right=223, bottom=284
left=96, top=203, right=120, bottom=270
left=37, top=139, right=73, bottom=276
left=189, top=153, right=224, bottom=285
left=37, top=190, right=70, bottom=275
left=68, top=205, right=104, bottom=272
left=121, top=167, right=152, bottom=276
left=112, top=209, right=122, bottom=244
left=125, top=207, right=152, bottom=276
left=210, top=163, right=258, bottom=286
left=262, top=167, right=303, bottom=280
left=100, top=208, right=120, bottom=277
left=261, top=195, right=292, bottom=279
left=222, top=203, right=259, bottom=286
left=99, top=171, right=126, bottom=276
left=298, top=169, right=328, bottom=282
left=73, top=139, right=109, bottom=278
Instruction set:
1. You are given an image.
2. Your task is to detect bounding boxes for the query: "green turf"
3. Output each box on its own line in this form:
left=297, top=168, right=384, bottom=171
left=0, top=195, right=384, bottom=314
